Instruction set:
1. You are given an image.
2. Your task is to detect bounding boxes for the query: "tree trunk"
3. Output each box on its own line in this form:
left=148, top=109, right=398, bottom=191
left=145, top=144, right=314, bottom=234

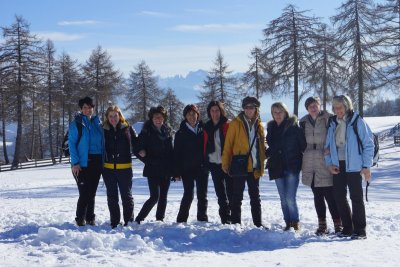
left=48, top=82, right=55, bottom=163
left=38, top=116, right=43, bottom=159
left=12, top=94, right=23, bottom=168
left=322, top=47, right=328, bottom=111
left=292, top=15, right=299, bottom=116
left=1, top=93, right=9, bottom=164
left=30, top=94, right=35, bottom=159
left=356, top=5, right=364, bottom=116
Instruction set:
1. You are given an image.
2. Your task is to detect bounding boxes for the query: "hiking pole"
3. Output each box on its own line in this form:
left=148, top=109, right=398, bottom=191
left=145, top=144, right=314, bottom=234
left=365, top=181, right=370, bottom=202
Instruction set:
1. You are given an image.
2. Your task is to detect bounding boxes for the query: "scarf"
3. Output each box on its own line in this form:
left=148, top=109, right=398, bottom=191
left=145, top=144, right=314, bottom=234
left=335, top=115, right=347, bottom=148
left=204, top=116, right=227, bottom=155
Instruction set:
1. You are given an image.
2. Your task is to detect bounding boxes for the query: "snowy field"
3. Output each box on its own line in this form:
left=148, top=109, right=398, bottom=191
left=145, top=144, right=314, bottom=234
left=0, top=117, right=400, bottom=267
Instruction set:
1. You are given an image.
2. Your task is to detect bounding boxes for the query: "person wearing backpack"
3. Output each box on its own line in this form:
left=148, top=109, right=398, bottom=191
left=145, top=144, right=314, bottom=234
left=300, top=97, right=341, bottom=235
left=102, top=105, right=137, bottom=228
left=325, top=95, right=374, bottom=240
left=133, top=106, right=173, bottom=224
left=69, top=96, right=104, bottom=227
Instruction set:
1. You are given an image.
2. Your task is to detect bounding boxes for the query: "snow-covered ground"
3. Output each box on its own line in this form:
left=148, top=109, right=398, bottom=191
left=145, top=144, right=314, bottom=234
left=0, top=117, right=400, bottom=267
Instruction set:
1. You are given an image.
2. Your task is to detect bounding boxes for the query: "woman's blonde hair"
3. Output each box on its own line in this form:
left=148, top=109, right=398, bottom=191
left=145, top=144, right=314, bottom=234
left=332, top=95, right=353, bottom=113
left=104, top=105, right=128, bottom=125
left=271, top=102, right=290, bottom=120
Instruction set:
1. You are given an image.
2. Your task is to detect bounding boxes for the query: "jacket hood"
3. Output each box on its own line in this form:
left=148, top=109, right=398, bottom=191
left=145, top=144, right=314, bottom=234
left=267, top=115, right=298, bottom=129
left=141, top=120, right=172, bottom=135
left=103, top=120, right=129, bottom=131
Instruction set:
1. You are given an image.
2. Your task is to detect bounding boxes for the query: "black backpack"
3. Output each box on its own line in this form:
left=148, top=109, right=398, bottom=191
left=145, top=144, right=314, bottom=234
left=62, top=121, right=83, bottom=157
left=351, top=114, right=379, bottom=167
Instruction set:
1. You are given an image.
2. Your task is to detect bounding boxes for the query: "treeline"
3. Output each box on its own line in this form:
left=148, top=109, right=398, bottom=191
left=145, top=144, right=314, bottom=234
left=365, top=98, right=400, bottom=116
left=0, top=17, right=185, bottom=166
left=2, top=0, right=400, bottom=166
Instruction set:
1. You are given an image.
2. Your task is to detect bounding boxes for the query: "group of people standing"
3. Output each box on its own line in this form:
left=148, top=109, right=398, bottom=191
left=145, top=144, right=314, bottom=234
left=69, top=94, right=374, bottom=240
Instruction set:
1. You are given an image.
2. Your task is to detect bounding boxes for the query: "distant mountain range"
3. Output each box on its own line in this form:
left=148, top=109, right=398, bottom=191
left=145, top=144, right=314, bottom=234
left=157, top=69, right=208, bottom=104
left=155, top=69, right=298, bottom=120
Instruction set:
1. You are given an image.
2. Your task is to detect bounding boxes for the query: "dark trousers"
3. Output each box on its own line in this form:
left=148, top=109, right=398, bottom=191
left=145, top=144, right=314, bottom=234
left=333, top=161, right=366, bottom=235
left=177, top=172, right=209, bottom=222
left=209, top=163, right=233, bottom=223
left=311, top=180, right=340, bottom=220
left=102, top=168, right=134, bottom=225
left=75, top=154, right=102, bottom=222
left=136, top=176, right=171, bottom=221
left=230, top=172, right=262, bottom=227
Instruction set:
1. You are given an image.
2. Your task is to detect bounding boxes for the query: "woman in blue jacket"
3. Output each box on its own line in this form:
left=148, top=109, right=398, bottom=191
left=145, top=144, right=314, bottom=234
left=325, top=95, right=374, bottom=240
left=69, top=96, right=104, bottom=226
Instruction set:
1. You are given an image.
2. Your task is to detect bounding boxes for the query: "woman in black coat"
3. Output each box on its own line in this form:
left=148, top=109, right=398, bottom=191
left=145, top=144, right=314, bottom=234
left=173, top=104, right=208, bottom=223
left=102, top=105, right=136, bottom=228
left=134, top=106, right=173, bottom=224
left=266, top=102, right=306, bottom=231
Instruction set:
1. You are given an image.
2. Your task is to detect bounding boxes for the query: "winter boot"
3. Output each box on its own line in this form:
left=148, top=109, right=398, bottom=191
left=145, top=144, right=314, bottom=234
left=75, top=217, right=85, bottom=227
left=283, top=221, right=291, bottom=231
left=292, top=221, right=301, bottom=231
left=333, top=218, right=343, bottom=234
left=315, top=218, right=328, bottom=236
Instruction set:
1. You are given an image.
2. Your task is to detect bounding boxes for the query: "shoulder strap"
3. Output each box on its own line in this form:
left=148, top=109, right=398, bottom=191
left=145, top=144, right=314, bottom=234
left=327, top=115, right=337, bottom=130
left=247, top=123, right=260, bottom=159
left=76, top=121, right=83, bottom=145
left=351, top=114, right=362, bottom=154
left=299, top=120, right=306, bottom=130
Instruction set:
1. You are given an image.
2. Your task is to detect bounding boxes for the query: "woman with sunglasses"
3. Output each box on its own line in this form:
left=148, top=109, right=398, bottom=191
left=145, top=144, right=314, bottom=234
left=325, top=95, right=374, bottom=240
left=221, top=97, right=266, bottom=228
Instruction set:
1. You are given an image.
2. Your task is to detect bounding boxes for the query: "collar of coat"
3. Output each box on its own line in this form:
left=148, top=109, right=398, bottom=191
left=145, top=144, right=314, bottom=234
left=267, top=115, right=298, bottom=134
left=179, top=119, right=204, bottom=135
left=300, top=110, right=332, bottom=126
left=235, top=112, right=260, bottom=137
left=141, top=120, right=172, bottom=137
left=76, top=113, right=101, bottom=128
left=102, top=120, right=129, bottom=131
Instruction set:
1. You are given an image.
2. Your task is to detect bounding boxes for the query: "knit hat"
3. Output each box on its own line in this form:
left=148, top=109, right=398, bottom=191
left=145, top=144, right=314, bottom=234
left=241, top=96, right=260, bottom=109
left=183, top=104, right=200, bottom=118
left=304, top=96, right=321, bottom=110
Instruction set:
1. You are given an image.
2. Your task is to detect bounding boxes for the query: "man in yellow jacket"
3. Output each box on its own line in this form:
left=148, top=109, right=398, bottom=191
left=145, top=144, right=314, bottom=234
left=222, top=96, right=266, bottom=228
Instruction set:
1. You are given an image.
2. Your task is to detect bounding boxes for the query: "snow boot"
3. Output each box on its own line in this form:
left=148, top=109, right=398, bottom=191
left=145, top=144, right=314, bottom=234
left=292, top=221, right=301, bottom=231
left=351, top=233, right=367, bottom=240
left=283, top=221, right=291, bottom=231
left=75, top=217, right=85, bottom=227
left=333, top=218, right=343, bottom=234
left=315, top=218, right=329, bottom=236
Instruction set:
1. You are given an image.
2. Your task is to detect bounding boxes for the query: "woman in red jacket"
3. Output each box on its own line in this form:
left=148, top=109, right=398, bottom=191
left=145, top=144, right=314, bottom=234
left=203, top=101, right=232, bottom=224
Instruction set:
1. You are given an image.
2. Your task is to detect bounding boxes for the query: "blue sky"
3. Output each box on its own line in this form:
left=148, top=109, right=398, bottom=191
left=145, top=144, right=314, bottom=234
left=1, top=0, right=344, bottom=78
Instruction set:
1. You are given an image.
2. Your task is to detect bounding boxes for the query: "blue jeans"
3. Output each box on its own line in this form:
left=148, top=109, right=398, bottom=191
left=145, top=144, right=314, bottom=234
left=275, top=170, right=300, bottom=222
